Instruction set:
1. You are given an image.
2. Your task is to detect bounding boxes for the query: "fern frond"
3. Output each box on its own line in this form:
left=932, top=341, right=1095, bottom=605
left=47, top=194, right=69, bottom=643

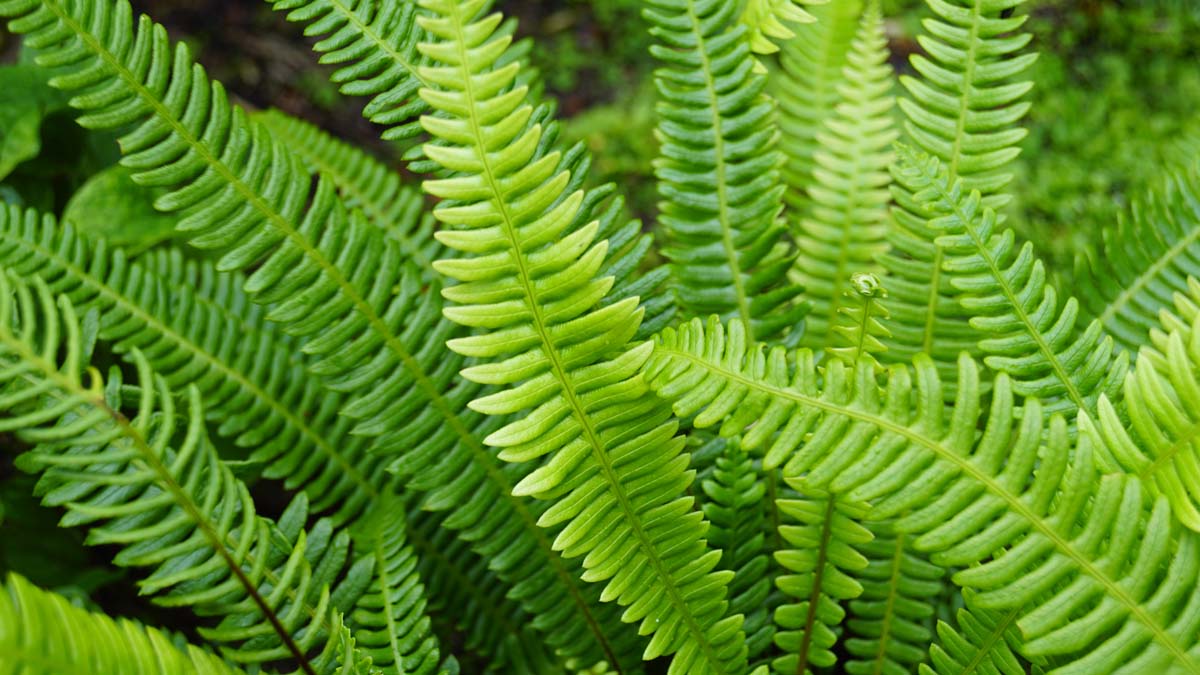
left=0, top=572, right=249, bottom=674
left=879, top=0, right=1036, bottom=379
left=1086, top=277, right=1200, bottom=530
left=0, top=274, right=378, bottom=674
left=701, top=443, right=774, bottom=662
left=1076, top=158, right=1200, bottom=354
left=265, top=0, right=428, bottom=140
left=0, top=2, right=638, bottom=665
left=644, top=316, right=1200, bottom=673
left=829, top=272, right=892, bottom=366
left=415, top=1, right=752, bottom=672
left=921, top=601, right=1029, bottom=675
left=845, top=522, right=941, bottom=675
left=772, top=492, right=871, bottom=675
left=647, top=0, right=805, bottom=342
left=0, top=204, right=389, bottom=525
left=792, top=3, right=897, bottom=349
left=772, top=0, right=862, bottom=224
left=895, top=147, right=1126, bottom=418
left=256, top=109, right=441, bottom=273
left=738, top=0, right=820, bottom=56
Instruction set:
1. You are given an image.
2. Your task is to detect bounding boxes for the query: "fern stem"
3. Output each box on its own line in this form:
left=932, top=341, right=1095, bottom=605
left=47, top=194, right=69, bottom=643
left=795, top=496, right=837, bottom=675
left=866, top=532, right=907, bottom=675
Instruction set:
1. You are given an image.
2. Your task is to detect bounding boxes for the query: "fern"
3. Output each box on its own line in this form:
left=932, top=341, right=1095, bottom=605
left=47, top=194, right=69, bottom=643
left=0, top=572, right=251, bottom=674
left=921, top=601, right=1031, bottom=675
left=895, top=147, right=1127, bottom=417
left=791, top=2, right=897, bottom=351
left=1076, top=157, right=1200, bottom=354
left=879, top=0, right=1036, bottom=379
left=738, top=0, right=820, bottom=57
left=414, top=1, right=753, bottom=671
left=828, top=272, right=892, bottom=366
left=0, top=274, right=383, bottom=674
left=645, top=316, right=1200, bottom=673
left=647, top=0, right=805, bottom=342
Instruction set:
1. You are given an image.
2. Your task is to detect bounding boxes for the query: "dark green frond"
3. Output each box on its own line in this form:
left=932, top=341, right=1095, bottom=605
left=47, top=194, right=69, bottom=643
left=0, top=572, right=248, bottom=674
left=921, top=600, right=1030, bottom=675
left=647, top=0, right=805, bottom=342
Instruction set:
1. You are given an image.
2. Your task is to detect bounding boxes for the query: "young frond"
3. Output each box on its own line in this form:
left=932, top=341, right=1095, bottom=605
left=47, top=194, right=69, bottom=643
left=829, top=272, right=892, bottom=367
left=645, top=316, right=1200, bottom=674
left=1076, top=157, right=1200, bottom=354
left=738, top=0, right=821, bottom=57
left=647, top=0, right=805, bottom=342
left=0, top=572, right=250, bottom=674
left=415, top=0, right=752, bottom=671
left=895, top=147, right=1127, bottom=418
left=0, top=274, right=381, bottom=674
left=792, top=2, right=897, bottom=351
left=879, top=0, right=1037, bottom=379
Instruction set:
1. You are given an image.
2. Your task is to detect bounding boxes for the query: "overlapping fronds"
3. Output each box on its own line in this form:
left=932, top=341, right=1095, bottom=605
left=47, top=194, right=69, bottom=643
left=791, top=3, right=896, bottom=349
left=921, top=602, right=1031, bottom=675
left=647, top=0, right=805, bottom=342
left=896, top=148, right=1126, bottom=417
left=414, top=1, right=752, bottom=671
left=738, top=0, right=820, bottom=56
left=771, top=0, right=862, bottom=224
left=702, top=444, right=773, bottom=662
left=772, top=493, right=870, bottom=674
left=0, top=572, right=249, bottom=675
left=879, top=0, right=1036, bottom=379
left=256, top=108, right=440, bottom=273
left=0, top=274, right=376, bottom=674
left=845, top=523, right=940, bottom=675
left=645, top=316, right=1200, bottom=673
left=1076, top=158, right=1200, bottom=354
left=0, top=3, right=642, bottom=665
left=0, top=204, right=389, bottom=525
left=1085, top=277, right=1200, bottom=531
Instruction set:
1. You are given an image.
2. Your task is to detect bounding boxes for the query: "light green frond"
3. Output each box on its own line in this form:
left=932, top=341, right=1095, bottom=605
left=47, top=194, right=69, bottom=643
left=772, top=0, right=862, bottom=224
left=920, top=600, right=1031, bottom=675
left=1086, top=277, right=1200, bottom=531
left=739, top=0, right=822, bottom=56
left=0, top=273, right=376, bottom=674
left=414, top=1, right=752, bottom=671
left=0, top=572, right=248, bottom=675
left=1076, top=156, right=1200, bottom=354
left=772, top=493, right=871, bottom=675
left=647, top=0, right=805, bottom=342
left=879, top=0, right=1036, bottom=380
left=845, top=523, right=941, bottom=675
left=829, top=272, right=892, bottom=367
left=644, top=316, right=1200, bottom=673
left=792, top=3, right=897, bottom=349
left=895, top=147, right=1126, bottom=418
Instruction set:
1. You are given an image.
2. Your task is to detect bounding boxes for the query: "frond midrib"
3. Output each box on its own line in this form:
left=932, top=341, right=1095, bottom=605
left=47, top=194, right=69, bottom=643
left=1096, top=222, right=1200, bottom=331
left=324, top=0, right=430, bottom=90
left=795, top=497, right=837, bottom=675
left=952, top=607, right=1021, bottom=675
left=653, top=343, right=1197, bottom=670
left=441, top=3, right=724, bottom=670
left=864, top=532, right=906, bottom=675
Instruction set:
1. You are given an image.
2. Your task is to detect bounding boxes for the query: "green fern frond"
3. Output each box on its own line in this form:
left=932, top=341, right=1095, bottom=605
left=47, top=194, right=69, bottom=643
left=414, top=1, right=752, bottom=671
left=792, top=3, right=897, bottom=350
left=0, top=2, right=639, bottom=665
left=829, top=272, right=892, bottom=366
left=772, top=493, right=871, bottom=675
left=738, top=0, right=821, bottom=56
left=647, top=0, right=805, bottom=342
left=879, top=0, right=1036, bottom=379
left=1085, top=277, right=1200, bottom=530
left=845, top=523, right=941, bottom=675
left=895, top=147, right=1126, bottom=418
left=921, top=600, right=1030, bottom=675
left=702, top=443, right=774, bottom=662
left=256, top=109, right=441, bottom=273
left=644, top=316, right=1200, bottom=673
left=1076, top=158, right=1200, bottom=354
left=0, top=274, right=378, bottom=674
left=0, top=204, right=390, bottom=525
left=0, top=572, right=249, bottom=674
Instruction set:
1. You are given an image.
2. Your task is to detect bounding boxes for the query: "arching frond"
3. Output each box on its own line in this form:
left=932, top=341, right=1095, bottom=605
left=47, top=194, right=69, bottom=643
left=0, top=274, right=379, bottom=674
left=879, top=0, right=1036, bottom=379
left=647, top=0, right=805, bottom=342
left=414, top=1, right=752, bottom=672
left=895, top=147, right=1126, bottom=418
left=1076, top=158, right=1200, bottom=354
left=644, top=316, right=1200, bottom=674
